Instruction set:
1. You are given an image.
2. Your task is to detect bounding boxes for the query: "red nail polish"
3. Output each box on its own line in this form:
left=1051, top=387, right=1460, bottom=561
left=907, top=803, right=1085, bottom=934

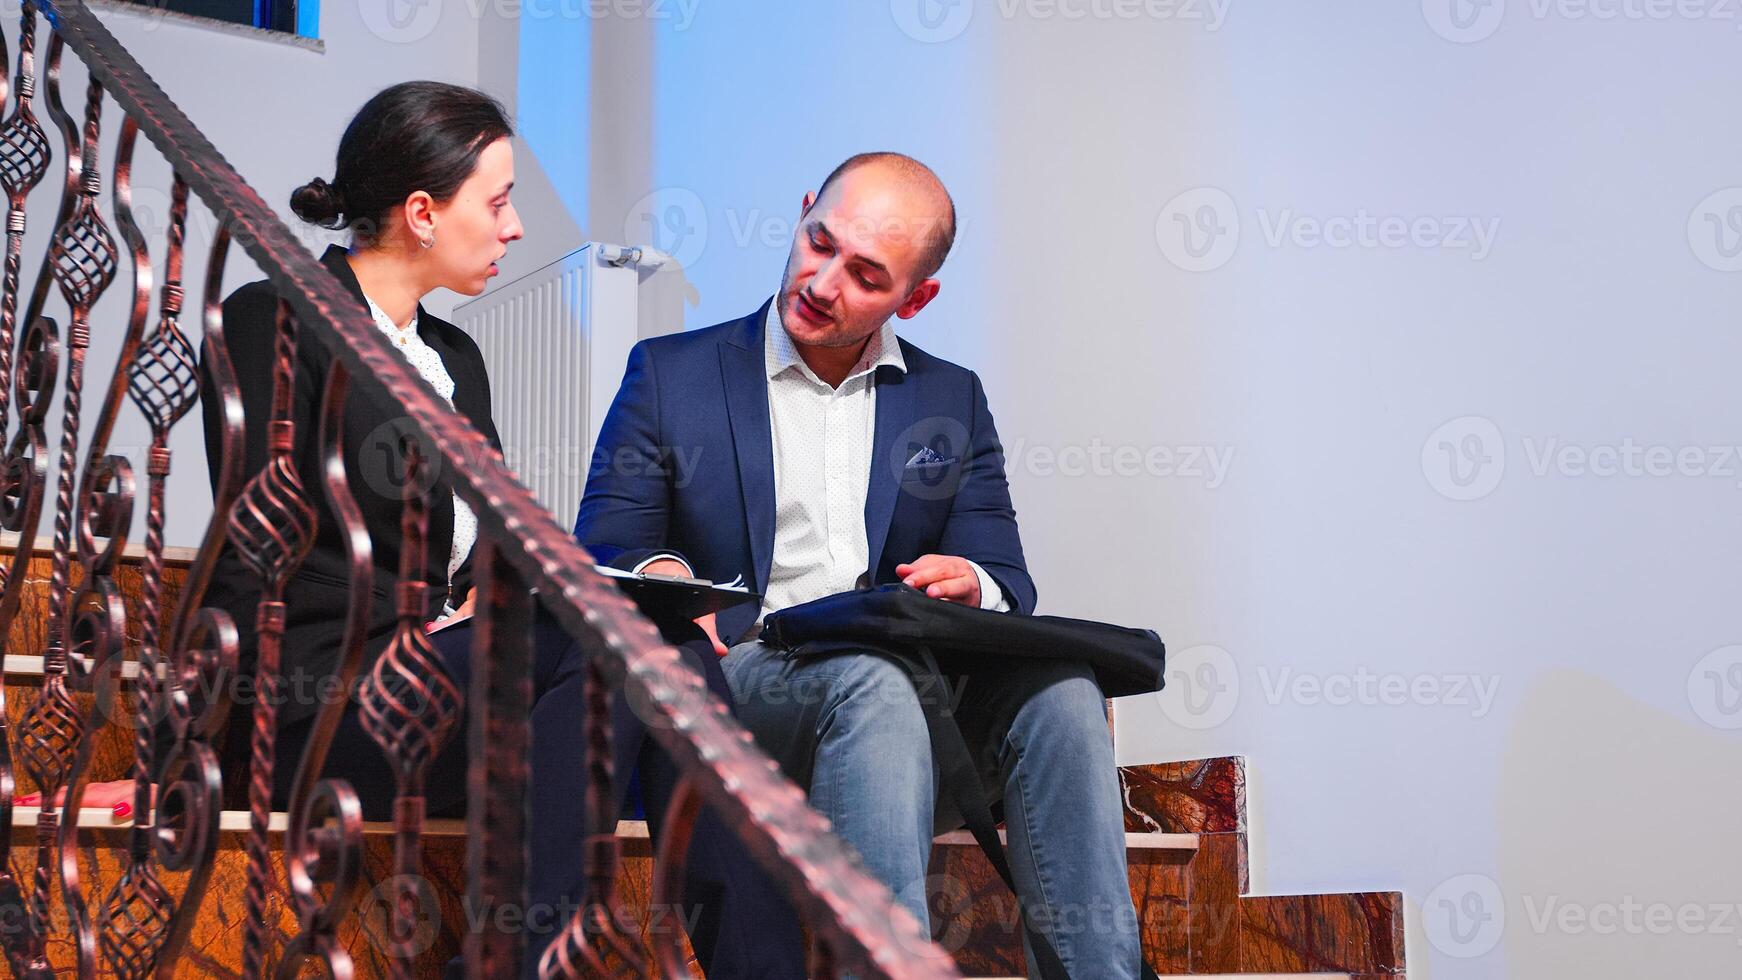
left=113, top=803, right=131, bottom=819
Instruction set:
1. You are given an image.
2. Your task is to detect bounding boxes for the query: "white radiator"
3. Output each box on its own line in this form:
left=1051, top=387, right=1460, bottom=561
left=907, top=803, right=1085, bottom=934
left=452, top=242, right=680, bottom=529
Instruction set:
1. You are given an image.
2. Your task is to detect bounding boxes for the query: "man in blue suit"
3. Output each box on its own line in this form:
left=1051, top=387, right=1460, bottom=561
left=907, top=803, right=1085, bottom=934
left=576, top=153, right=1142, bottom=976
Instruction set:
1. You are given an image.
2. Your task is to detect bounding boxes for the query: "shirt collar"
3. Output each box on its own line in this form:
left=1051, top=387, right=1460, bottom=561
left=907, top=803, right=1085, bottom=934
left=763, top=297, right=906, bottom=386
left=362, top=292, right=419, bottom=336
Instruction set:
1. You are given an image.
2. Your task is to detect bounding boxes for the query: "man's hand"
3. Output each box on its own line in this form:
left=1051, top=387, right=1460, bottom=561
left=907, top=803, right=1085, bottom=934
left=895, top=555, right=981, bottom=607
left=640, top=558, right=729, bottom=656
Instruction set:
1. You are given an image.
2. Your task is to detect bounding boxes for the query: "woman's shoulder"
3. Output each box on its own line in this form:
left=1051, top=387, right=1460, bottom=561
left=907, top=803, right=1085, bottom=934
left=220, top=276, right=332, bottom=338
left=218, top=278, right=345, bottom=375
left=221, top=276, right=283, bottom=320
left=217, top=278, right=304, bottom=363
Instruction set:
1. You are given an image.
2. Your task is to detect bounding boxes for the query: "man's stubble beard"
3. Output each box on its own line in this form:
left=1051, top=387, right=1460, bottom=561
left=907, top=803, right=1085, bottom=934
left=774, top=265, right=879, bottom=351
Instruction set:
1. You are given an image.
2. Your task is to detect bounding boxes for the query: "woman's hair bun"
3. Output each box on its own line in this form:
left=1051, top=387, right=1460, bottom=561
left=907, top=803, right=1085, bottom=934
left=290, top=176, right=347, bottom=229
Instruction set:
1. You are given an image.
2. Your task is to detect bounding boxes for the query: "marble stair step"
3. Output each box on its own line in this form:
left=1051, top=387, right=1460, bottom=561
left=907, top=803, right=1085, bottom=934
left=12, top=806, right=1199, bottom=855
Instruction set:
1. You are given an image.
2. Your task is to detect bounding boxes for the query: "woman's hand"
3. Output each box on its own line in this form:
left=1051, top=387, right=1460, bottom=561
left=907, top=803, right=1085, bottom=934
left=15, top=779, right=150, bottom=820
left=427, top=588, right=478, bottom=632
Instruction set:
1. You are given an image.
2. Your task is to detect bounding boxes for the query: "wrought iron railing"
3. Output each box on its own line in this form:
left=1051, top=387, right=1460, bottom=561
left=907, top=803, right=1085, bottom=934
left=0, top=2, right=962, bottom=976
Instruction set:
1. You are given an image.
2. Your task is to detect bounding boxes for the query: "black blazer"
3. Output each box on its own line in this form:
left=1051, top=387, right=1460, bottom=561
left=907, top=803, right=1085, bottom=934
left=199, top=244, right=502, bottom=728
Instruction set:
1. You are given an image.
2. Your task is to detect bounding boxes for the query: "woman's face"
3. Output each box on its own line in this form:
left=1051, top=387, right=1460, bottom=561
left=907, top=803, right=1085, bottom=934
left=427, top=136, right=522, bottom=295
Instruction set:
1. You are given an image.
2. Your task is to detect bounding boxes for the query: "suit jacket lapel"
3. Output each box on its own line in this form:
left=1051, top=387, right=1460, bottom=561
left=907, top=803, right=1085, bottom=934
left=721, top=302, right=776, bottom=594
left=865, top=359, right=917, bottom=581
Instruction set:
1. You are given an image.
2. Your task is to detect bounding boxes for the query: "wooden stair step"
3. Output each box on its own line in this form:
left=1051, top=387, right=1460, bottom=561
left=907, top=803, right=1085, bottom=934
left=3, top=653, right=144, bottom=678
left=12, top=807, right=1198, bottom=853
left=6, top=806, right=1211, bottom=978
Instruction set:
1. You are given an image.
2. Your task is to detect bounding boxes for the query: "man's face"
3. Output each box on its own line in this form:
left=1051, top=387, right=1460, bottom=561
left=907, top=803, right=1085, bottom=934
left=776, top=168, right=944, bottom=351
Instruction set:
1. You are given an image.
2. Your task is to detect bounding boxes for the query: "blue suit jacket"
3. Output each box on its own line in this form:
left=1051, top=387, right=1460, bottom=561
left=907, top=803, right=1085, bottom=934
left=574, top=299, right=1036, bottom=643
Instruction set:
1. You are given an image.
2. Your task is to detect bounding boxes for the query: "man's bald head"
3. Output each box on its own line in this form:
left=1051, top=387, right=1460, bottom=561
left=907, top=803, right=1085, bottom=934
left=814, top=152, right=957, bottom=282
left=774, top=152, right=953, bottom=375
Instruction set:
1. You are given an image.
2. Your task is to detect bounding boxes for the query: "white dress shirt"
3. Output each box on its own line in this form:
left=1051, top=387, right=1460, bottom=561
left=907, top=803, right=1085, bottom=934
left=754, top=302, right=1009, bottom=618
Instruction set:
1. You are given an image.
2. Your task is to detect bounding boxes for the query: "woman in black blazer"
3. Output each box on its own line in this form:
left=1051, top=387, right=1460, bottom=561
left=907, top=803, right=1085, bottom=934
left=57, top=82, right=801, bottom=978
left=205, top=81, right=518, bottom=796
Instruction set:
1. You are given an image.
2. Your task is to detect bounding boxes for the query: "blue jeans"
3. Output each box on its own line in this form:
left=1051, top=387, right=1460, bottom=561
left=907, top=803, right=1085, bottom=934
left=722, top=639, right=1142, bottom=978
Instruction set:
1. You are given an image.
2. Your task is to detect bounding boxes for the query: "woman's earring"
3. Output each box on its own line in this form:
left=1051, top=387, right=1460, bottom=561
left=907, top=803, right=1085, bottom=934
left=420, top=233, right=436, bottom=249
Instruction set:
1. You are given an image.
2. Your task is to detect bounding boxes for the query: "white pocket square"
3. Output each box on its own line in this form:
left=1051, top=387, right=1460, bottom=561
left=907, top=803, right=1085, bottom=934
left=905, top=447, right=953, bottom=468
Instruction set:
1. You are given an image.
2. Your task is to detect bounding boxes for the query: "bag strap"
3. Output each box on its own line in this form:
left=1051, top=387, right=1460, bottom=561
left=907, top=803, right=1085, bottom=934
left=903, top=644, right=1161, bottom=980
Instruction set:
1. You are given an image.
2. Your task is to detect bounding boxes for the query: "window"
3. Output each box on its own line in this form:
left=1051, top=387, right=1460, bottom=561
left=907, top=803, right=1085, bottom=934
left=112, top=0, right=319, bottom=38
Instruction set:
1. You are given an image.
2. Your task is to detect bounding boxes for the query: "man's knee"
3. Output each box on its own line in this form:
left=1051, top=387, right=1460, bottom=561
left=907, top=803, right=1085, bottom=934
left=832, top=652, right=917, bottom=697
left=1010, top=662, right=1111, bottom=749
left=823, top=654, right=923, bottom=729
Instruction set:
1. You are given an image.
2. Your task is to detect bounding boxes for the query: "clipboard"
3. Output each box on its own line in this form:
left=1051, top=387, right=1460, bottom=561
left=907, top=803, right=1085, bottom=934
left=592, top=564, right=761, bottom=621
left=428, top=564, right=759, bottom=635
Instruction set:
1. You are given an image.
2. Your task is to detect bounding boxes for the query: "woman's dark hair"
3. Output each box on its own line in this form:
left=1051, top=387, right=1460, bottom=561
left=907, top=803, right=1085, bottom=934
left=291, top=81, right=513, bottom=243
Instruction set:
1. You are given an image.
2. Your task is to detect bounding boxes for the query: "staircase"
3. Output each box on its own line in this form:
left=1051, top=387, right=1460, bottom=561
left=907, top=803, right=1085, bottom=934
left=2, top=542, right=1406, bottom=978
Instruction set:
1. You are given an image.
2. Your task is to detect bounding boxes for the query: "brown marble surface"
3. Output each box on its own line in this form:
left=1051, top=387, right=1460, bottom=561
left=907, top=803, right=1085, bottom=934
left=2, top=547, right=190, bottom=664
left=1237, top=891, right=1406, bottom=975
left=1120, top=757, right=1247, bottom=836
left=29, top=826, right=463, bottom=978
left=2, top=548, right=193, bottom=795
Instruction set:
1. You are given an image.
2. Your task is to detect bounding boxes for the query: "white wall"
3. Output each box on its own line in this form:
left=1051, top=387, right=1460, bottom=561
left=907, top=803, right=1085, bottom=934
left=28, top=4, right=1734, bottom=977
left=478, top=2, right=1742, bottom=978
left=35, top=1, right=484, bottom=545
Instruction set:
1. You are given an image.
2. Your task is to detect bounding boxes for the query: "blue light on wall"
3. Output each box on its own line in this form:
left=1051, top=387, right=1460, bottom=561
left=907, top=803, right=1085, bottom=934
left=647, top=2, right=986, bottom=337
left=516, top=10, right=590, bottom=235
